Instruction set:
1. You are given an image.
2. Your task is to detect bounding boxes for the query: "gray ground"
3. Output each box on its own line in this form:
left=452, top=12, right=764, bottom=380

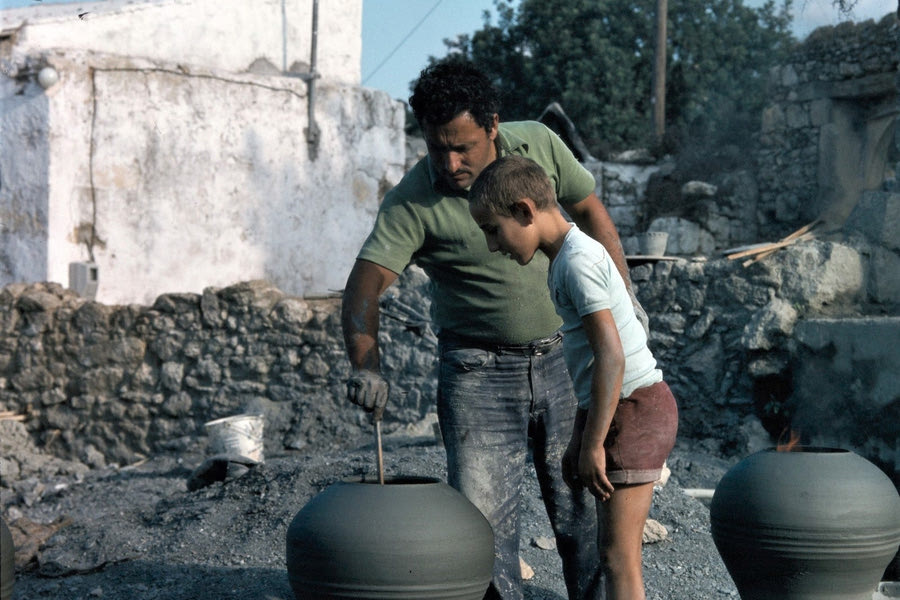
left=2, top=427, right=745, bottom=600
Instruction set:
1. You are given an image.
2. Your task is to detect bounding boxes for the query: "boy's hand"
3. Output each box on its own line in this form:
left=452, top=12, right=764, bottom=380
left=346, top=370, right=389, bottom=420
left=579, top=436, right=615, bottom=502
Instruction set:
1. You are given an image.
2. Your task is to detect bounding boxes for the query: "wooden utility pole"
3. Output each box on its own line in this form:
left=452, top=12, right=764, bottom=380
left=652, top=0, right=668, bottom=144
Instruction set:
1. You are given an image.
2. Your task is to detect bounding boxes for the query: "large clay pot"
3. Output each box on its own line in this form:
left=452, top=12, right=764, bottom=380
left=286, top=476, right=494, bottom=600
left=710, top=447, right=900, bottom=600
left=1, top=516, right=13, bottom=600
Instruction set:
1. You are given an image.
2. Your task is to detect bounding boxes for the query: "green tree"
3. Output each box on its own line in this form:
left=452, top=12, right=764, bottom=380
left=428, top=0, right=795, bottom=155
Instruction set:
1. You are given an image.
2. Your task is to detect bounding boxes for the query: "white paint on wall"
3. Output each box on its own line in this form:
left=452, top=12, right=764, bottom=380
left=1, top=0, right=405, bottom=305
left=1, top=0, right=361, bottom=84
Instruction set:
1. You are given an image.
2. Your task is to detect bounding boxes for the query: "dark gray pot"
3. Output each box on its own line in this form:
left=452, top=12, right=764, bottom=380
left=710, top=447, right=900, bottom=600
left=286, top=476, right=494, bottom=600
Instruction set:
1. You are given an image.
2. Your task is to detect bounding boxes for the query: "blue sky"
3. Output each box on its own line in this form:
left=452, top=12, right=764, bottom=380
left=1, top=0, right=892, bottom=101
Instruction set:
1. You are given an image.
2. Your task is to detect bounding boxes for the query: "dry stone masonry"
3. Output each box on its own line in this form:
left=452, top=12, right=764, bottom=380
left=757, top=15, right=899, bottom=236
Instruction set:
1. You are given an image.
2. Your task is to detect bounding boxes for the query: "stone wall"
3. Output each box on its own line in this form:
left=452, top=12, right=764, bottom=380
left=0, top=272, right=439, bottom=473
left=3, top=231, right=897, bottom=485
left=757, top=15, right=899, bottom=237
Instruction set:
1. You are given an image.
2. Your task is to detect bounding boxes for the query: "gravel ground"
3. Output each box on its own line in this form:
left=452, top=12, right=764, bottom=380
left=1, top=428, right=748, bottom=600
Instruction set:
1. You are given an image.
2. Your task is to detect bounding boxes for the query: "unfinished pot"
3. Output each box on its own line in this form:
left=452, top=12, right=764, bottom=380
left=286, top=476, right=493, bottom=600
left=710, top=447, right=900, bottom=600
left=1, top=516, right=12, bottom=600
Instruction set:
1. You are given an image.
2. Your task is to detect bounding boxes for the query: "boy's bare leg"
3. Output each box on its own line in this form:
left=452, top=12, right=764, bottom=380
left=597, top=481, right=655, bottom=600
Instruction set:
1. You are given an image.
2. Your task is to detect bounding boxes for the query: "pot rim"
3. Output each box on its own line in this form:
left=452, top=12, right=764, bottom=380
left=764, top=446, right=849, bottom=454
left=340, top=475, right=445, bottom=486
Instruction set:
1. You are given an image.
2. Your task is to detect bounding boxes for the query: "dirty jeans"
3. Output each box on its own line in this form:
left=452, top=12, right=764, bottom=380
left=437, top=335, right=605, bottom=600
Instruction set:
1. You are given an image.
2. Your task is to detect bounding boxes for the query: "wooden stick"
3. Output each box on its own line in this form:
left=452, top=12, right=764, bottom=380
left=727, top=236, right=804, bottom=260
left=375, top=419, right=384, bottom=485
left=742, top=225, right=819, bottom=266
left=726, top=220, right=820, bottom=262
left=0, top=411, right=25, bottom=421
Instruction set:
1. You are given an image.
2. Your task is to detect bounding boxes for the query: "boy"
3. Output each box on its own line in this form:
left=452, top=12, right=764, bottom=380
left=468, top=155, right=678, bottom=600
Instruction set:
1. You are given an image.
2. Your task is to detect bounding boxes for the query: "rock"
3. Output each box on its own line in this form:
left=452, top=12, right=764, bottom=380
left=776, top=241, right=864, bottom=310
left=8, top=515, right=73, bottom=568
left=642, top=518, right=669, bottom=544
left=532, top=536, right=557, bottom=550
left=186, top=454, right=257, bottom=491
left=681, top=181, right=718, bottom=198
left=656, top=462, right=671, bottom=487
left=648, top=217, right=716, bottom=255
left=520, top=557, right=535, bottom=580
left=740, top=297, right=799, bottom=351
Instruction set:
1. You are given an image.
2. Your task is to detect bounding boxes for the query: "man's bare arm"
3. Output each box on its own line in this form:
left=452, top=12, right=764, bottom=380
left=341, top=259, right=400, bottom=414
left=568, top=192, right=633, bottom=291
left=341, top=259, right=399, bottom=371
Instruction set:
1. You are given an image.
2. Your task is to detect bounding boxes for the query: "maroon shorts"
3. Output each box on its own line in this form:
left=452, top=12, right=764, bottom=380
left=604, top=380, right=678, bottom=485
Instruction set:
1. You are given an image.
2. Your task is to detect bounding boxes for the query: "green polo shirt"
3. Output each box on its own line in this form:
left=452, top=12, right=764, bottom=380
left=357, top=120, right=597, bottom=345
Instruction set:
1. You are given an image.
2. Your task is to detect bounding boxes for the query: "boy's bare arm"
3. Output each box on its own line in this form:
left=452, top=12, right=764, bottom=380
left=580, top=309, right=625, bottom=501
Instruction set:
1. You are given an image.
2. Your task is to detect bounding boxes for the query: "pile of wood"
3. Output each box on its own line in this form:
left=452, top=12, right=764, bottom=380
left=723, top=221, right=819, bottom=266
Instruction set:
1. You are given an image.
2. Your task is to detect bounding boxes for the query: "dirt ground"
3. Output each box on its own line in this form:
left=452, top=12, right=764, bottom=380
left=2, top=420, right=749, bottom=600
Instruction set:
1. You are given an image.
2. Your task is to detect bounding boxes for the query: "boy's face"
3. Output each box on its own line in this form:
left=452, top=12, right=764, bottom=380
left=469, top=203, right=538, bottom=265
left=423, top=112, right=499, bottom=192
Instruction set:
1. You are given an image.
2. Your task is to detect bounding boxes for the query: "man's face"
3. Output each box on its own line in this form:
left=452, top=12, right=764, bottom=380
left=423, top=111, right=499, bottom=192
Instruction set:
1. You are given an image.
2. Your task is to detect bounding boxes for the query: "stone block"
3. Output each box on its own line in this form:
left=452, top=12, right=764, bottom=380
left=740, top=297, right=798, bottom=351
left=785, top=103, right=810, bottom=129
left=777, top=241, right=864, bottom=310
left=780, top=65, right=799, bottom=87
left=793, top=317, right=900, bottom=411
left=844, top=191, right=900, bottom=252
left=608, top=205, right=640, bottom=230
left=681, top=181, right=717, bottom=198
left=761, top=105, right=785, bottom=133
left=809, top=98, right=832, bottom=126
left=867, top=247, right=900, bottom=304
left=648, top=217, right=715, bottom=255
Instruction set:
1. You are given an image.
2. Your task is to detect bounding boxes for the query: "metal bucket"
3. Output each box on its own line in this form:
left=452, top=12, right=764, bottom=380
left=204, top=414, right=264, bottom=463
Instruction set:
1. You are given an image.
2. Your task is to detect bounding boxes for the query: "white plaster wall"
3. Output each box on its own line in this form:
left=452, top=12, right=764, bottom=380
left=1, top=46, right=405, bottom=305
left=0, top=77, right=52, bottom=282
left=1, top=0, right=361, bottom=84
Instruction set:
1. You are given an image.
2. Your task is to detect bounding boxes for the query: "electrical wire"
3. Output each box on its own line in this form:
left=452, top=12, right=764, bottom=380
left=362, top=0, right=443, bottom=85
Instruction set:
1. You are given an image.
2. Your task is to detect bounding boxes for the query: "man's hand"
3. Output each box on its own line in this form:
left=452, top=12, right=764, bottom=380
left=346, top=370, right=389, bottom=420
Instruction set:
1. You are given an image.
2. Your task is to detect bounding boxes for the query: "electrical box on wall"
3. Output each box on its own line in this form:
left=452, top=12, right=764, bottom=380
left=69, top=262, right=99, bottom=300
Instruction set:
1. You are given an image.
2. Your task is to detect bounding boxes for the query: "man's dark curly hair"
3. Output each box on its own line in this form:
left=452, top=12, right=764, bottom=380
left=409, top=60, right=500, bottom=134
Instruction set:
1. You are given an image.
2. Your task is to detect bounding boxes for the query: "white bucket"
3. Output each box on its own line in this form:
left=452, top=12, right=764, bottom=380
left=204, top=414, right=265, bottom=463
left=638, top=231, right=669, bottom=256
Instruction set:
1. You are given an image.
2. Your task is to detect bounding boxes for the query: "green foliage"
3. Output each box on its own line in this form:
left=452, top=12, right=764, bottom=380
left=425, top=0, right=796, bottom=156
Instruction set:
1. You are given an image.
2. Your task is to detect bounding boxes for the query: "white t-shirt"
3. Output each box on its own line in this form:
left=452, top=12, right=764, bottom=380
left=548, top=226, right=662, bottom=409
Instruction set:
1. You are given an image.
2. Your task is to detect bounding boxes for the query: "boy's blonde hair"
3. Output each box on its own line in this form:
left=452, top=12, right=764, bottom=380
left=469, top=155, right=556, bottom=216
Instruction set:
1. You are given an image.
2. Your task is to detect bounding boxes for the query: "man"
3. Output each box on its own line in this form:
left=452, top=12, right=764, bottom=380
left=341, top=60, right=642, bottom=600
